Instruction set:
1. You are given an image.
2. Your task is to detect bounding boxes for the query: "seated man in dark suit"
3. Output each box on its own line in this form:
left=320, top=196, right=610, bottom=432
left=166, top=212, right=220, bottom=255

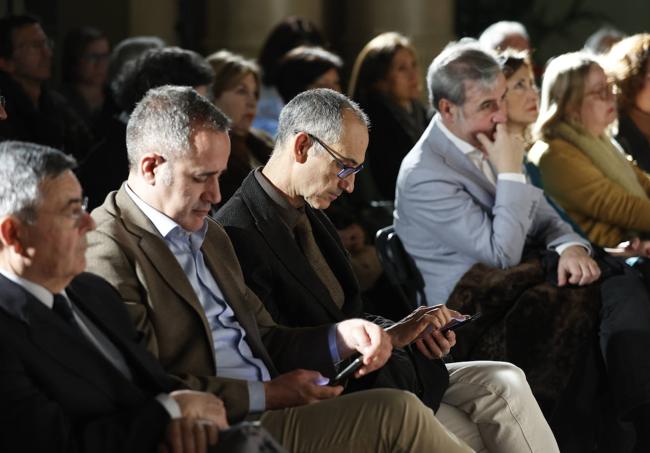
left=84, top=85, right=473, bottom=452
left=0, top=15, right=92, bottom=160
left=0, top=141, right=266, bottom=453
left=214, top=88, right=558, bottom=453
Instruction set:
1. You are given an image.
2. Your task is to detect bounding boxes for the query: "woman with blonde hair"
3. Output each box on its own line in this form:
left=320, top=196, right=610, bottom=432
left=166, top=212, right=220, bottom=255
left=529, top=52, right=650, bottom=252
left=207, top=50, right=273, bottom=207
left=348, top=32, right=430, bottom=202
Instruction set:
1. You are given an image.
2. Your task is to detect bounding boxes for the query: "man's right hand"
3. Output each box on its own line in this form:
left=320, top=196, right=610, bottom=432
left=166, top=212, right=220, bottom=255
left=159, top=417, right=219, bottom=453
left=170, top=390, right=229, bottom=429
left=476, top=123, right=526, bottom=174
left=263, top=369, right=343, bottom=410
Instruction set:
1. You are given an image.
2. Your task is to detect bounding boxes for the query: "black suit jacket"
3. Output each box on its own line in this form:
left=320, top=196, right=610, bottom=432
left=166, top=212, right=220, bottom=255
left=0, top=272, right=178, bottom=453
left=215, top=172, right=449, bottom=410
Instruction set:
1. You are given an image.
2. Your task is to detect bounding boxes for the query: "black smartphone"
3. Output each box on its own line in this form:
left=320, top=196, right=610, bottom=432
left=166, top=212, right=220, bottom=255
left=440, top=312, right=481, bottom=334
left=331, top=355, right=363, bottom=385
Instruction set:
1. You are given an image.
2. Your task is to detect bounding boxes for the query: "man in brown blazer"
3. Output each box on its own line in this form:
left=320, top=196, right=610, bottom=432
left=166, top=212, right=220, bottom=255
left=85, top=85, right=473, bottom=452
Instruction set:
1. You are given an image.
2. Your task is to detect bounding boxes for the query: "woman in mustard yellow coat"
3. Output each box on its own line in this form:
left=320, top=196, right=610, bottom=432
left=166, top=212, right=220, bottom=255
left=529, top=52, right=650, bottom=252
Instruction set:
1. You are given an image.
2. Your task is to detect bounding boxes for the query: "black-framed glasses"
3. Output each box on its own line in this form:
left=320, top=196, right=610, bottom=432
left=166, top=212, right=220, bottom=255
left=298, top=131, right=364, bottom=179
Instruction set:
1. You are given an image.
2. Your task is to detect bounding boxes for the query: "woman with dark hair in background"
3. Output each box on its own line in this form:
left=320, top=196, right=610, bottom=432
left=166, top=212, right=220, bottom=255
left=274, top=45, right=342, bottom=103
left=607, top=33, right=650, bottom=173
left=207, top=50, right=273, bottom=207
left=253, top=16, right=326, bottom=136
left=60, top=26, right=110, bottom=138
left=348, top=32, right=430, bottom=204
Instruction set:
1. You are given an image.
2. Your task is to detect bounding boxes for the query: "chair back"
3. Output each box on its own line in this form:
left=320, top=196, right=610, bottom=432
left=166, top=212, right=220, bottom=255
left=375, top=225, right=427, bottom=315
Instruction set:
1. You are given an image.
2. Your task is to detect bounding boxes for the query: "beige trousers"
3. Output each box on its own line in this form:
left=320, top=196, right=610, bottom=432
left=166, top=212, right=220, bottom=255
left=438, top=361, right=560, bottom=453
left=260, top=388, right=473, bottom=452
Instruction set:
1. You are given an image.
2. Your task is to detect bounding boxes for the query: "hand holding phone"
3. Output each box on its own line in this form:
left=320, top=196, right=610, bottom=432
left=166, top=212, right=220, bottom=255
left=440, top=312, right=481, bottom=334
left=331, top=355, right=363, bottom=385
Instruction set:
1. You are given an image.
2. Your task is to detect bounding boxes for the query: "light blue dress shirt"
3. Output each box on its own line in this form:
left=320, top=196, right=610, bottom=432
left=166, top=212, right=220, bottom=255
left=125, top=185, right=270, bottom=412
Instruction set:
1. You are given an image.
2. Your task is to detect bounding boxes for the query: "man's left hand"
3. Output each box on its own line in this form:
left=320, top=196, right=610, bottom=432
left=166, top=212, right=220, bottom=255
left=387, top=305, right=459, bottom=359
left=557, top=245, right=601, bottom=287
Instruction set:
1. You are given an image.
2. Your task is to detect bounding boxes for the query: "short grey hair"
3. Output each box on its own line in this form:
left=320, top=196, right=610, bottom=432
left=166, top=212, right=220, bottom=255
left=275, top=88, right=369, bottom=151
left=0, top=141, right=76, bottom=221
left=126, top=85, right=230, bottom=168
left=479, top=21, right=529, bottom=50
left=427, top=39, right=502, bottom=111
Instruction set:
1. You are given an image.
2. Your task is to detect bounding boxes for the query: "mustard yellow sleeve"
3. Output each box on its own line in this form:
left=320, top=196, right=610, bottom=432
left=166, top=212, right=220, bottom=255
left=538, top=139, right=650, bottom=233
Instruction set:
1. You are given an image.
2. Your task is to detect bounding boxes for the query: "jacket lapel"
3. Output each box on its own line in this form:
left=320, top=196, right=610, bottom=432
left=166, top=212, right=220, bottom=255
left=65, top=279, right=172, bottom=392
left=114, top=188, right=215, bottom=341
left=241, top=174, right=346, bottom=321
left=0, top=275, right=141, bottom=403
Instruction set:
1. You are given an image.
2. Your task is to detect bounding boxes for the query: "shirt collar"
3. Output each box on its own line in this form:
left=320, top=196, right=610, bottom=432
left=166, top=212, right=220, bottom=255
left=254, top=169, right=305, bottom=230
left=124, top=183, right=208, bottom=252
left=0, top=268, right=62, bottom=309
left=435, top=114, right=479, bottom=155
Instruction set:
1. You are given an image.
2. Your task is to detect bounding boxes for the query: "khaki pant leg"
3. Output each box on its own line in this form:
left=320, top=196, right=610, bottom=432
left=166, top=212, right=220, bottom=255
left=436, top=402, right=485, bottom=452
left=260, top=388, right=474, bottom=453
left=441, top=361, right=560, bottom=453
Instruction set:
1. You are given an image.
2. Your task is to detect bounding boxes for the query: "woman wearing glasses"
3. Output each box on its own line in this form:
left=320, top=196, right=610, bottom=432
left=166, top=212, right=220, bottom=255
left=529, top=52, right=650, bottom=253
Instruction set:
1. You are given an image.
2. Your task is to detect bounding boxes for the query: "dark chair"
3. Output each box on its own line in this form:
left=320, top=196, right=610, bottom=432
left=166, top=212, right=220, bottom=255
left=375, top=226, right=427, bottom=317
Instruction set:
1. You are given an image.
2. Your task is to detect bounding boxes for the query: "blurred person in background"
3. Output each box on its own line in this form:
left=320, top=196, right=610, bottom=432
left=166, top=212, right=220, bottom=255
left=607, top=33, right=650, bottom=173
left=530, top=52, right=650, bottom=254
left=348, top=32, right=430, bottom=204
left=207, top=50, right=273, bottom=207
left=274, top=45, right=343, bottom=103
left=478, top=20, right=531, bottom=52
left=254, top=16, right=326, bottom=136
left=60, top=26, right=110, bottom=139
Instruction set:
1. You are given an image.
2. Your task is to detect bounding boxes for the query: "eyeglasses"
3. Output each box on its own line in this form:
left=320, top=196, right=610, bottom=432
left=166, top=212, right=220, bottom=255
left=585, top=82, right=615, bottom=101
left=15, top=37, right=54, bottom=54
left=0, top=95, right=5, bottom=108
left=37, top=196, right=89, bottom=228
left=298, top=131, right=364, bottom=179
left=81, top=52, right=110, bottom=63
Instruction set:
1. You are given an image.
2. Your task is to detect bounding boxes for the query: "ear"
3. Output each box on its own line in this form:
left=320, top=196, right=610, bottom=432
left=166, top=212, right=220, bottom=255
left=437, top=98, right=457, bottom=122
left=0, top=57, right=14, bottom=74
left=139, top=153, right=166, bottom=185
left=0, top=216, right=26, bottom=256
left=292, top=132, right=312, bottom=164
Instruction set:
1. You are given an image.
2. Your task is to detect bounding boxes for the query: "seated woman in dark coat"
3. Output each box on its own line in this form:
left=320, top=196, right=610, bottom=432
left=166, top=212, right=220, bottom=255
left=348, top=32, right=430, bottom=203
left=207, top=50, right=273, bottom=207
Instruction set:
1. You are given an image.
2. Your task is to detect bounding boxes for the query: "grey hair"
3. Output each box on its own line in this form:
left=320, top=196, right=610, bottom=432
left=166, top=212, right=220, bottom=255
left=427, top=39, right=502, bottom=111
left=0, top=141, right=76, bottom=221
left=479, top=21, right=529, bottom=50
left=108, top=35, right=166, bottom=83
left=126, top=85, right=230, bottom=168
left=275, top=88, right=369, bottom=151
left=584, top=26, right=626, bottom=55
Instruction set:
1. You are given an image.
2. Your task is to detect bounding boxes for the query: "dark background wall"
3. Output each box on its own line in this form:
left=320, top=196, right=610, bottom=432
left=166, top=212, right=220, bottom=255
left=1, top=0, right=648, bottom=90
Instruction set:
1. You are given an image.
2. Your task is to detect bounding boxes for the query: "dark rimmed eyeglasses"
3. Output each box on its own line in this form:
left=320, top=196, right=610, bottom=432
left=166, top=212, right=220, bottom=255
left=297, top=131, right=364, bottom=179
